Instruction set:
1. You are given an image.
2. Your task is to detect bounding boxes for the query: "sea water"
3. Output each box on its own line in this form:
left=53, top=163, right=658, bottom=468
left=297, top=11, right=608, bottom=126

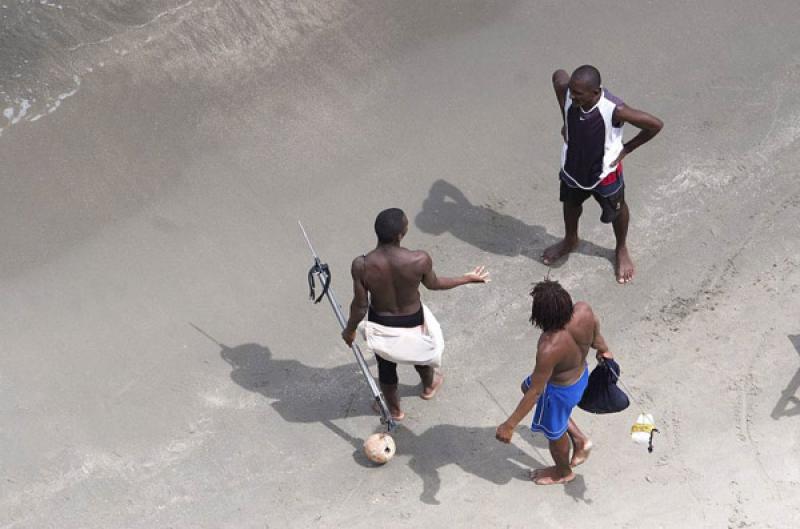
left=0, top=0, right=358, bottom=137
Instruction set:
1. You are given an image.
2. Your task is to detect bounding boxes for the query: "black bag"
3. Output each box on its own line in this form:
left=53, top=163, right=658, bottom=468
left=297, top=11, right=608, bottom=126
left=578, top=358, right=630, bottom=414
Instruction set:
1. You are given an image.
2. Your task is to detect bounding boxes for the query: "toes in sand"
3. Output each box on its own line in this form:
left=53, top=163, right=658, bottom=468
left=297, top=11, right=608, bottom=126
left=615, top=246, right=635, bottom=284
left=542, top=239, right=578, bottom=265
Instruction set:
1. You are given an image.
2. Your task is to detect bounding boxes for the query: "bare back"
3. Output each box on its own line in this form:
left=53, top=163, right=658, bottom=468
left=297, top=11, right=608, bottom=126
left=358, top=246, right=427, bottom=315
left=539, top=302, right=597, bottom=385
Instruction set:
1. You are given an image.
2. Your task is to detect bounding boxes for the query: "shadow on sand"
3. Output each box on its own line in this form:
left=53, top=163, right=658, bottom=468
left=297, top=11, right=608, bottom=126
left=327, top=419, right=591, bottom=505
left=194, top=325, right=591, bottom=504
left=771, top=335, right=800, bottom=419
left=212, top=338, right=420, bottom=423
left=414, top=179, right=614, bottom=266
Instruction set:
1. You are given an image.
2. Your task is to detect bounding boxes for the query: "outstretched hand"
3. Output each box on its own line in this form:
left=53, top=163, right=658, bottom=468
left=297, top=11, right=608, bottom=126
left=464, top=265, right=490, bottom=283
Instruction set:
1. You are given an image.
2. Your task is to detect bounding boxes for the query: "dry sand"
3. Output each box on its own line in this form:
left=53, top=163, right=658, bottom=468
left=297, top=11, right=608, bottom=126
left=2, top=1, right=800, bottom=528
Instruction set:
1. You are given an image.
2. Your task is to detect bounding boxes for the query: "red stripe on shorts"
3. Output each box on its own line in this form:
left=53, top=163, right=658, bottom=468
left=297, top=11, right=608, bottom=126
left=600, top=161, right=622, bottom=186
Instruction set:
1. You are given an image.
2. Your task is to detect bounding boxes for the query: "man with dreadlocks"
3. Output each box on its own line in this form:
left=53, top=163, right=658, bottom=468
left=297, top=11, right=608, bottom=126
left=495, top=279, right=613, bottom=485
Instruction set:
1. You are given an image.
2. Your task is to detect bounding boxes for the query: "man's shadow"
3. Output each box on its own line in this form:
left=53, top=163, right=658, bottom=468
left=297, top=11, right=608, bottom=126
left=415, top=179, right=614, bottom=265
left=196, top=322, right=440, bottom=423
left=771, top=335, right=800, bottom=419
left=399, top=424, right=542, bottom=505
left=190, top=324, right=398, bottom=424
left=200, top=325, right=591, bottom=504
left=328, top=419, right=589, bottom=506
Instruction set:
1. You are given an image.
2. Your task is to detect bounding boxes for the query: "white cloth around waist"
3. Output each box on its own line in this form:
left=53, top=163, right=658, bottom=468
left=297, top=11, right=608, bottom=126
left=357, top=304, right=444, bottom=367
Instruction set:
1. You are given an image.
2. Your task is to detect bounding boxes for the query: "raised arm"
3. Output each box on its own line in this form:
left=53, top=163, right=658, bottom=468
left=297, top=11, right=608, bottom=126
left=496, top=341, right=557, bottom=443
left=342, top=257, right=369, bottom=346
left=420, top=251, right=489, bottom=291
left=611, top=104, right=664, bottom=165
left=552, top=69, right=569, bottom=141
left=552, top=69, right=569, bottom=113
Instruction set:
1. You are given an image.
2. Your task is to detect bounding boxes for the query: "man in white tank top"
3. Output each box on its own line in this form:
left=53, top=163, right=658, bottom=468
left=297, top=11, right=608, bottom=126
left=542, top=65, right=663, bottom=283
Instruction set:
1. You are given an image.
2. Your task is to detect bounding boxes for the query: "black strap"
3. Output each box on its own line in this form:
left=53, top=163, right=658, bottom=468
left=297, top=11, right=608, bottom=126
left=648, top=428, right=659, bottom=453
left=307, top=262, right=331, bottom=304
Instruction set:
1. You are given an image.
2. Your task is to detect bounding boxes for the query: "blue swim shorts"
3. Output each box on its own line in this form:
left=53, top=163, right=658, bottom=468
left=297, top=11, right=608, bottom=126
left=523, top=365, right=589, bottom=441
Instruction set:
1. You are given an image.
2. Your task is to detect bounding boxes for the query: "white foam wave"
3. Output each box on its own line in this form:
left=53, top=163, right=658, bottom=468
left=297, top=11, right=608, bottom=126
left=3, top=99, right=32, bottom=125
left=1, top=75, right=81, bottom=134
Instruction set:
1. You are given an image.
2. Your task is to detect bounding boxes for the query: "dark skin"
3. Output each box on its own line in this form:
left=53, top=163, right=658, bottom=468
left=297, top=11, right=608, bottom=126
left=341, top=216, right=489, bottom=414
left=495, top=302, right=614, bottom=485
left=342, top=218, right=489, bottom=343
left=544, top=68, right=664, bottom=284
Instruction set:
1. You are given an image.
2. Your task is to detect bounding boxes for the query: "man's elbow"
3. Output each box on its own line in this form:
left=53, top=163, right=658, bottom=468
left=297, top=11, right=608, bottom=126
left=651, top=117, right=664, bottom=133
left=552, top=69, right=569, bottom=87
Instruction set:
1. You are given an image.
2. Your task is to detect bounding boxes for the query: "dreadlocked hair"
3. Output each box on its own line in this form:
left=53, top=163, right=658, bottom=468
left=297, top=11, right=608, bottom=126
left=529, top=279, right=574, bottom=332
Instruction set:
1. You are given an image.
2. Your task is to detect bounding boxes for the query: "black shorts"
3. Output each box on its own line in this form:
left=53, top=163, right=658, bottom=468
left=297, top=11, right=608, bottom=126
left=559, top=181, right=625, bottom=224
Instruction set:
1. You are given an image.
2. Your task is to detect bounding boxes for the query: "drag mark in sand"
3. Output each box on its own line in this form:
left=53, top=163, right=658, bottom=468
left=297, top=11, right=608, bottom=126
left=732, top=373, right=759, bottom=445
left=726, top=481, right=755, bottom=529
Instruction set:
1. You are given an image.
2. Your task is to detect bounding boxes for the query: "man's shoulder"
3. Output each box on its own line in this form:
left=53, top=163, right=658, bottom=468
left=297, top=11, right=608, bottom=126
left=350, top=253, right=369, bottom=274
left=571, top=302, right=596, bottom=327
left=573, top=301, right=593, bottom=314
left=373, top=247, right=430, bottom=272
left=400, top=248, right=431, bottom=263
left=537, top=330, right=565, bottom=354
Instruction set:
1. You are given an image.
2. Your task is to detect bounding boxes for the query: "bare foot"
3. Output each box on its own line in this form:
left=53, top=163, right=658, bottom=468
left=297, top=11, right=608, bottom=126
left=542, top=238, right=579, bottom=265
left=420, top=372, right=444, bottom=400
left=615, top=246, right=634, bottom=284
left=570, top=439, right=593, bottom=467
left=529, top=466, right=576, bottom=485
left=372, top=401, right=405, bottom=421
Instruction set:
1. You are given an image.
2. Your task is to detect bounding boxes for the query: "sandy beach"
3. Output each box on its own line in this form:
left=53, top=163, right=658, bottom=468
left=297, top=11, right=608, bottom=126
left=2, top=1, right=800, bottom=527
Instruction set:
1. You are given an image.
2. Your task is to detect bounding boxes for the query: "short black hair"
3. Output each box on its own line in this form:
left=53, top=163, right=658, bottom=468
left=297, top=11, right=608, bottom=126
left=571, top=65, right=602, bottom=90
left=529, top=279, right=574, bottom=332
left=374, top=208, right=407, bottom=243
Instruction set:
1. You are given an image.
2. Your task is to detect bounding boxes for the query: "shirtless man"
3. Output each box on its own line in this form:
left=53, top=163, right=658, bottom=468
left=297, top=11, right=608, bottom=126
left=342, top=208, right=489, bottom=420
left=495, top=279, right=613, bottom=485
left=542, top=65, right=663, bottom=283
